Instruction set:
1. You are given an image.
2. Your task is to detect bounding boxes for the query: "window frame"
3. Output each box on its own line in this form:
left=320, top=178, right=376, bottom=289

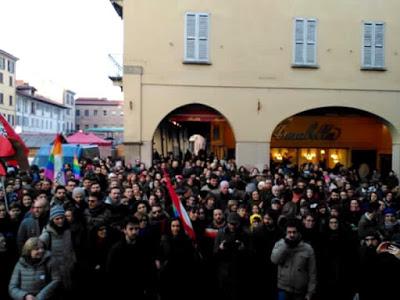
left=361, top=21, right=386, bottom=71
left=292, top=17, right=319, bottom=68
left=183, top=12, right=211, bottom=64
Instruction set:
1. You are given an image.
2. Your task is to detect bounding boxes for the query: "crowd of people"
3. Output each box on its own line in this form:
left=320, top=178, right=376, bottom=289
left=1, top=153, right=400, bottom=300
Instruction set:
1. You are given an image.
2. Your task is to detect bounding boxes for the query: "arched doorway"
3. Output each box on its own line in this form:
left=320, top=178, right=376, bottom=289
left=270, top=107, right=393, bottom=177
left=152, top=104, right=236, bottom=161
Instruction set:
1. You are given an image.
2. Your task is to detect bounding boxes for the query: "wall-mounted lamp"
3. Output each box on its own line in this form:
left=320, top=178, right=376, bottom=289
left=129, top=101, right=133, bottom=110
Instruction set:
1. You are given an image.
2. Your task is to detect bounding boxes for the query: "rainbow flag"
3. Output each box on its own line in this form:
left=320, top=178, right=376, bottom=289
left=163, top=170, right=196, bottom=241
left=72, top=150, right=81, bottom=180
left=45, top=134, right=65, bottom=185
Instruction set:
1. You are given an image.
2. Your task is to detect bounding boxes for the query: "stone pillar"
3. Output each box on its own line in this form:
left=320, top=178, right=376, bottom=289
left=236, top=141, right=270, bottom=171
left=141, top=141, right=153, bottom=168
left=392, top=142, right=400, bottom=176
left=123, top=143, right=142, bottom=165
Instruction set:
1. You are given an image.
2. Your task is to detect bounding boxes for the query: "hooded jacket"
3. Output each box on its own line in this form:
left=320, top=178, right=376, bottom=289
left=271, top=239, right=317, bottom=297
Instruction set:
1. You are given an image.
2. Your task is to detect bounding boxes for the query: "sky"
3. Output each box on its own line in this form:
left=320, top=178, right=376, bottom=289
left=0, top=0, right=123, bottom=101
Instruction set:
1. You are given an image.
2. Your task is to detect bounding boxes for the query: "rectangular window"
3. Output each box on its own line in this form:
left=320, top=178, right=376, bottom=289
left=7, top=60, right=15, bottom=73
left=0, top=58, right=5, bottom=70
left=9, top=95, right=12, bottom=106
left=94, top=124, right=98, bottom=128
left=293, top=18, right=318, bottom=67
left=184, top=12, right=210, bottom=63
left=9, top=76, right=13, bottom=87
left=103, top=110, right=107, bottom=116
left=84, top=124, right=89, bottom=129
left=0, top=93, right=3, bottom=104
left=31, top=102, right=35, bottom=114
left=84, top=110, right=89, bottom=116
left=94, top=110, right=98, bottom=116
left=76, top=109, right=80, bottom=116
left=362, top=21, right=385, bottom=69
left=76, top=124, right=80, bottom=131
left=0, top=72, right=3, bottom=83
left=16, top=116, right=20, bottom=125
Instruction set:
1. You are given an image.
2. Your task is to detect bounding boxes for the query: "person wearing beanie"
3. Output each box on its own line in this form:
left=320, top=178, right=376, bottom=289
left=40, top=205, right=76, bottom=297
left=249, top=214, right=262, bottom=231
left=380, top=207, right=400, bottom=241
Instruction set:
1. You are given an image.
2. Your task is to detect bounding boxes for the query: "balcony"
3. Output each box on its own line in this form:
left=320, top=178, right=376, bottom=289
left=108, top=53, right=123, bottom=91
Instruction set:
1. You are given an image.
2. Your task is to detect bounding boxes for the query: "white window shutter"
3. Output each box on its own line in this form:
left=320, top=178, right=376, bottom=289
left=198, top=14, right=209, bottom=61
left=185, top=13, right=197, bottom=61
left=363, top=23, right=373, bottom=67
left=294, top=19, right=305, bottom=64
left=306, top=20, right=317, bottom=64
left=374, top=23, right=385, bottom=67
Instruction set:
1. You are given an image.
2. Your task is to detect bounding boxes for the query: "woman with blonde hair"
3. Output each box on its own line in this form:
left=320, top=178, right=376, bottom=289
left=9, top=237, right=60, bottom=300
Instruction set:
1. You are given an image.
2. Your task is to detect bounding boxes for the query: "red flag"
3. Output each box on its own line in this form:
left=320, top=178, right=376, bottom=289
left=0, top=162, right=6, bottom=176
left=0, top=114, right=29, bottom=170
left=0, top=135, right=15, bottom=157
left=163, top=170, right=196, bottom=241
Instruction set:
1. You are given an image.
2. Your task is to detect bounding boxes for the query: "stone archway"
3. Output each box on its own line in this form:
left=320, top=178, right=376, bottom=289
left=151, top=103, right=236, bottom=162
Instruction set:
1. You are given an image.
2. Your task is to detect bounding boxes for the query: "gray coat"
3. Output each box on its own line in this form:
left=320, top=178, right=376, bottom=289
left=271, top=239, right=317, bottom=297
left=17, top=217, right=41, bottom=252
left=40, top=225, right=76, bottom=290
left=8, top=252, right=60, bottom=300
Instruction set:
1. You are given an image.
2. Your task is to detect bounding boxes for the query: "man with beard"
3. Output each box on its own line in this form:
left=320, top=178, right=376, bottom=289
left=17, top=197, right=49, bottom=252
left=271, top=219, right=316, bottom=300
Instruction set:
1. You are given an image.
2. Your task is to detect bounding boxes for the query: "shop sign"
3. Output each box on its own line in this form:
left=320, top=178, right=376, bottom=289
left=273, top=121, right=341, bottom=141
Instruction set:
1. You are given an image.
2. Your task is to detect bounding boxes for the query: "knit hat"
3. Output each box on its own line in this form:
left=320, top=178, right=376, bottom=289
left=50, top=205, right=65, bottom=220
left=383, top=207, right=396, bottom=216
left=250, top=214, right=262, bottom=225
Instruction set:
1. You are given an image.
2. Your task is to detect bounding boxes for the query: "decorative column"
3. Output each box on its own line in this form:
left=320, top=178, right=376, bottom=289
left=236, top=141, right=270, bottom=171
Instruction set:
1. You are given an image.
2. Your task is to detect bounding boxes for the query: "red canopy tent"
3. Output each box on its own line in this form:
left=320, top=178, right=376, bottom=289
left=66, top=132, right=112, bottom=146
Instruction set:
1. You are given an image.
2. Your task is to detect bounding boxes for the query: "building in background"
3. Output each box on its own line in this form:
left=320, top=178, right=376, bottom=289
left=16, top=82, right=68, bottom=134
left=75, top=97, right=123, bottom=141
left=63, top=89, right=76, bottom=134
left=111, top=0, right=400, bottom=176
left=0, top=49, right=18, bottom=126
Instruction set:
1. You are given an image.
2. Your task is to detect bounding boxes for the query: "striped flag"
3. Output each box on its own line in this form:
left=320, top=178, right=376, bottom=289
left=72, top=150, right=81, bottom=180
left=45, top=134, right=65, bottom=185
left=163, top=170, right=196, bottom=241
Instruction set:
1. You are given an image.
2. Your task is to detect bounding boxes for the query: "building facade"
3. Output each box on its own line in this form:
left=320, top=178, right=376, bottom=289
left=75, top=98, right=123, bottom=131
left=63, top=90, right=76, bottom=134
left=0, top=49, right=17, bottom=126
left=112, top=0, right=400, bottom=175
left=16, top=82, right=68, bottom=134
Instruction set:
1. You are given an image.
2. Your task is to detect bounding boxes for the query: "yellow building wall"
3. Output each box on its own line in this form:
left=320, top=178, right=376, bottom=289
left=119, top=0, right=400, bottom=169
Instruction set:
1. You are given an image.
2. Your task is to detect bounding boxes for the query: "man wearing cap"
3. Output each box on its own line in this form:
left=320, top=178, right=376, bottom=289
left=214, top=212, right=250, bottom=300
